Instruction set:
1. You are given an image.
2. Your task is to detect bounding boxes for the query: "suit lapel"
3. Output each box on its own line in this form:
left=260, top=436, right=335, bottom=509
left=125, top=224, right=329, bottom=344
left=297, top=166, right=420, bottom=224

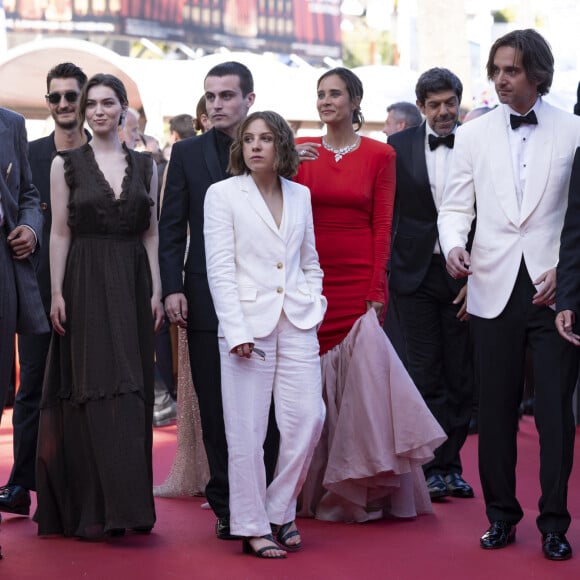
left=488, top=108, right=520, bottom=226
left=519, top=105, right=553, bottom=224
left=411, top=123, right=437, bottom=214
left=242, top=174, right=283, bottom=237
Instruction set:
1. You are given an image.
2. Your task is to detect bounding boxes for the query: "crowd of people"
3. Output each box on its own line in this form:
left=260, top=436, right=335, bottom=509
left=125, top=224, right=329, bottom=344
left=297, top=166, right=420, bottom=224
left=0, top=27, right=579, bottom=562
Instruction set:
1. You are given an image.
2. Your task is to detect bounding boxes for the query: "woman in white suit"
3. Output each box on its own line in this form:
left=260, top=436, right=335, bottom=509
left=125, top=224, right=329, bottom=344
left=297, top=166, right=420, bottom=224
left=204, top=111, right=327, bottom=559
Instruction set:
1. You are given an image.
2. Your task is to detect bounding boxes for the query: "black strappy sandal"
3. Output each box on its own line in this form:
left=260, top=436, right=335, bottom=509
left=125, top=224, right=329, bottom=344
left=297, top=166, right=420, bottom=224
left=271, top=521, right=302, bottom=551
left=242, top=534, right=287, bottom=559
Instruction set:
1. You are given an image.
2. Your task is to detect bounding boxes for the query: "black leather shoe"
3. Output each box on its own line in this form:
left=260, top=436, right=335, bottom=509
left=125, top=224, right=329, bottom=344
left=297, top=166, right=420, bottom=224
left=426, top=474, right=449, bottom=500
left=0, top=485, right=31, bottom=516
left=215, top=517, right=241, bottom=540
left=542, top=532, right=572, bottom=561
left=444, top=473, right=474, bottom=498
left=480, top=521, right=516, bottom=549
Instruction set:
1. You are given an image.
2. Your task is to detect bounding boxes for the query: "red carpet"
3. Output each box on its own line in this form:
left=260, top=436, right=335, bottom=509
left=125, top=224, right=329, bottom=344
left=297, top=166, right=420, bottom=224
left=0, top=410, right=578, bottom=579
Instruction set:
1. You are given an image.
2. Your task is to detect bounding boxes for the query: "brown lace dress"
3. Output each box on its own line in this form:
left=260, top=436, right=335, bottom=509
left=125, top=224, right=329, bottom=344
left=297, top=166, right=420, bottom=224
left=35, top=144, right=157, bottom=538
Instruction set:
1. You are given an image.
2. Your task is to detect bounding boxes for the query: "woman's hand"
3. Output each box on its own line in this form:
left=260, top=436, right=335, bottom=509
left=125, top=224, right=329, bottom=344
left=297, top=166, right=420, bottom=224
left=50, top=295, right=66, bottom=336
left=152, top=297, right=165, bottom=333
left=230, top=342, right=254, bottom=358
left=366, top=300, right=384, bottom=319
left=297, top=142, right=320, bottom=163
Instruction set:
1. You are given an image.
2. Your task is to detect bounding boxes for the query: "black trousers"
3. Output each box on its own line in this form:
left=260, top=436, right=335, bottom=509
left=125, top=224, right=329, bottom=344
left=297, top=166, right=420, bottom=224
left=393, top=257, right=473, bottom=477
left=187, top=329, right=279, bottom=519
left=471, top=261, right=578, bottom=533
left=11, top=330, right=51, bottom=490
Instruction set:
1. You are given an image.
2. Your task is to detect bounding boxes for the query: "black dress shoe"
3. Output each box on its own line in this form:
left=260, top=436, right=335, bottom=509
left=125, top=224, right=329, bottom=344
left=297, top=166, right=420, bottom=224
left=425, top=474, right=449, bottom=500
left=444, top=473, right=474, bottom=498
left=215, top=517, right=241, bottom=540
left=542, top=532, right=572, bottom=561
left=480, top=521, right=516, bottom=549
left=0, top=485, right=31, bottom=516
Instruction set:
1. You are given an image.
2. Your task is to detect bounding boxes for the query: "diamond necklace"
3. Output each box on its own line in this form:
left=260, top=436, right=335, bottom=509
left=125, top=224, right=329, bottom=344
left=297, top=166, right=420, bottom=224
left=322, top=135, right=361, bottom=162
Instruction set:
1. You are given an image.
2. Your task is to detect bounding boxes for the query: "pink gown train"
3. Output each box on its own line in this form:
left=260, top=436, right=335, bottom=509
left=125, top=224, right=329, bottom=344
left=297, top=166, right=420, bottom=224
left=298, top=310, right=447, bottom=522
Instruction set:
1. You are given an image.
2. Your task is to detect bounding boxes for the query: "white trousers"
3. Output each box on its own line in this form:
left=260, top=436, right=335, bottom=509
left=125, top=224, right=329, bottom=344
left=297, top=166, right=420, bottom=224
left=220, top=313, right=325, bottom=537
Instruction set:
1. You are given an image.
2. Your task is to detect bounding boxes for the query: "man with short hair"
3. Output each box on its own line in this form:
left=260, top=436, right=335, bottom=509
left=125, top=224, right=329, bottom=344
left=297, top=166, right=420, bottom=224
left=159, top=61, right=278, bottom=540
left=388, top=68, right=474, bottom=503
left=382, top=101, right=422, bottom=138
left=169, top=114, right=196, bottom=142
left=439, top=29, right=580, bottom=560
left=0, top=62, right=89, bottom=517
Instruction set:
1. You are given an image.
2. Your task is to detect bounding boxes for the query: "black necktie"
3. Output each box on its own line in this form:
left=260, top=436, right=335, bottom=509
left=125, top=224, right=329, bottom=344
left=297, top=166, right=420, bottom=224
left=510, top=110, right=538, bottom=130
left=428, top=133, right=455, bottom=151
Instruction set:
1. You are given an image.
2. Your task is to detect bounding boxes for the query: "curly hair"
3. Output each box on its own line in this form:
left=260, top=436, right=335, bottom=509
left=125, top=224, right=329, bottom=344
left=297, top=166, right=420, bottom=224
left=317, top=67, right=365, bottom=131
left=486, top=29, right=554, bottom=96
left=228, top=111, right=299, bottom=178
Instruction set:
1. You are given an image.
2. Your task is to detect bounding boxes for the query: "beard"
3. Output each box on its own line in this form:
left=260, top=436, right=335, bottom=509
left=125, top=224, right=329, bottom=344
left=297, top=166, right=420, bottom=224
left=55, top=119, right=79, bottom=131
left=53, top=112, right=79, bottom=131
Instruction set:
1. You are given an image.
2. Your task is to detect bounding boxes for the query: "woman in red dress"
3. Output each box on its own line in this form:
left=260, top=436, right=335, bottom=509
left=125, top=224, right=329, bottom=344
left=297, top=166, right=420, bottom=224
left=295, top=67, right=446, bottom=522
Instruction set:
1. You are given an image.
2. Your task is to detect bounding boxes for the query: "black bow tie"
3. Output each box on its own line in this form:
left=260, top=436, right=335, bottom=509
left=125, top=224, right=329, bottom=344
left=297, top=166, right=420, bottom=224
left=428, top=133, right=455, bottom=151
left=510, top=110, right=538, bottom=130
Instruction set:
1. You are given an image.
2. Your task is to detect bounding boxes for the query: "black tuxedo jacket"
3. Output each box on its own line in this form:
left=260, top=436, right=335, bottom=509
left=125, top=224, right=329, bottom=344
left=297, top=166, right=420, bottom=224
left=388, top=122, right=465, bottom=296
left=159, top=128, right=229, bottom=331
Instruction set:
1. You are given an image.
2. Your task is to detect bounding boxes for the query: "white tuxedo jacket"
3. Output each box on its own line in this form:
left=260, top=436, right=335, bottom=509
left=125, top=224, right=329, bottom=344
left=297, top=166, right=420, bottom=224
left=438, top=101, right=580, bottom=319
left=204, top=173, right=327, bottom=350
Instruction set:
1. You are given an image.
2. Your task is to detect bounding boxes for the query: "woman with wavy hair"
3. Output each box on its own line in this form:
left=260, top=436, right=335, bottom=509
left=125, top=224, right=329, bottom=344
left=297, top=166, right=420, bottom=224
left=204, top=111, right=326, bottom=558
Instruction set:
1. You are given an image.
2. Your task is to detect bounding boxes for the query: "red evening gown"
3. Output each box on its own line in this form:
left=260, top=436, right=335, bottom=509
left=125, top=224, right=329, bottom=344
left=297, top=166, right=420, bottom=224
left=295, top=137, right=392, bottom=355
left=295, top=136, right=447, bottom=522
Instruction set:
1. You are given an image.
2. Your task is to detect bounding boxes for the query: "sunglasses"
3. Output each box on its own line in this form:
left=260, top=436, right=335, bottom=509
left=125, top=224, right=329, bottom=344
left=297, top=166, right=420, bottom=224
left=45, top=91, right=80, bottom=105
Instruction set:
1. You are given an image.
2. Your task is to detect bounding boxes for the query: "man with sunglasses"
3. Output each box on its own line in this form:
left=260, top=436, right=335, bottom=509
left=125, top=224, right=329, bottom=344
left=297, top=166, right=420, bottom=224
left=0, top=62, right=90, bottom=518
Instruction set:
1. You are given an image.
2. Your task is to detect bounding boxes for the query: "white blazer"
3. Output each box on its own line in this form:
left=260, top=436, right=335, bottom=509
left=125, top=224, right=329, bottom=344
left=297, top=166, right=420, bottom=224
left=204, top=173, right=327, bottom=351
left=438, top=101, right=580, bottom=319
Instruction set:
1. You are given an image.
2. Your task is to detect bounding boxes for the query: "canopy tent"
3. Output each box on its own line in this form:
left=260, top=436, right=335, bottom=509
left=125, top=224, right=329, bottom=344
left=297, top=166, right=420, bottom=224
left=0, top=38, right=422, bottom=140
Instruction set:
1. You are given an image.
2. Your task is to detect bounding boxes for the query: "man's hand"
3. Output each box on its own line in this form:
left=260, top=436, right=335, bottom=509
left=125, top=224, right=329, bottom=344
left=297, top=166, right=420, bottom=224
left=452, top=284, right=470, bottom=321
left=164, top=292, right=188, bottom=328
left=556, top=309, right=580, bottom=345
left=446, top=247, right=472, bottom=280
left=7, top=225, right=36, bottom=259
left=532, top=268, right=556, bottom=306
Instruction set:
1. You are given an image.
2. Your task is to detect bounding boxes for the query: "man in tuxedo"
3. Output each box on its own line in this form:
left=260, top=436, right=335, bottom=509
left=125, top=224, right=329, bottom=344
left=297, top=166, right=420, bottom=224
left=388, top=68, right=474, bottom=502
left=0, top=108, right=47, bottom=428
left=0, top=63, right=89, bottom=518
left=159, top=61, right=278, bottom=540
left=439, top=29, right=580, bottom=560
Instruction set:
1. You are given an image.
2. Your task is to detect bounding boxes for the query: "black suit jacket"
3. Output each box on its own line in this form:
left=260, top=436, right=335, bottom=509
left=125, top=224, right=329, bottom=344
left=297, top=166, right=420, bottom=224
left=28, top=133, right=56, bottom=315
left=388, top=122, right=465, bottom=296
left=557, top=147, right=580, bottom=315
left=158, top=128, right=229, bottom=331
left=28, top=130, right=92, bottom=314
left=0, top=108, right=47, bottom=334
